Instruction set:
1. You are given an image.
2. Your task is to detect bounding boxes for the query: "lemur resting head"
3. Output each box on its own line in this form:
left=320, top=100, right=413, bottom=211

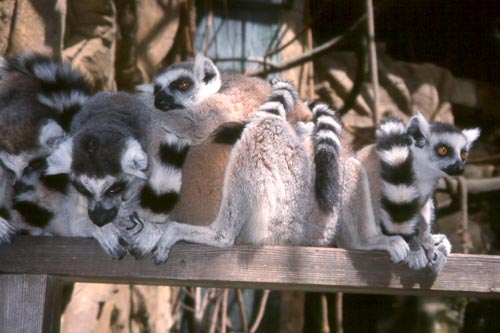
left=407, top=113, right=480, bottom=178
left=152, top=54, right=221, bottom=111
left=45, top=92, right=150, bottom=227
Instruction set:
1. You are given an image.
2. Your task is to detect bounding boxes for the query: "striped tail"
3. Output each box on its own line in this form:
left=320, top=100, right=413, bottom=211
left=376, top=117, right=421, bottom=235
left=312, top=103, right=342, bottom=213
left=140, top=131, right=190, bottom=215
left=259, top=78, right=299, bottom=117
left=2, top=53, right=91, bottom=131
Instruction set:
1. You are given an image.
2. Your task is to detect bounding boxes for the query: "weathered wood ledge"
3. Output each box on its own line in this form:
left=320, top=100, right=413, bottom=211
left=1, top=236, right=500, bottom=298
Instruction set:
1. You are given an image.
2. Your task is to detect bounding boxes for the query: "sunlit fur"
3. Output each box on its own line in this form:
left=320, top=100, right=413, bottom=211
left=0, top=52, right=90, bottom=243
left=370, top=113, right=480, bottom=272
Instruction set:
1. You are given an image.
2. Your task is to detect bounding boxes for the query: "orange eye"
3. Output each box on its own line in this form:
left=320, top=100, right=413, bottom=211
left=438, top=146, right=447, bottom=156
left=176, top=81, right=190, bottom=90
left=461, top=151, right=468, bottom=160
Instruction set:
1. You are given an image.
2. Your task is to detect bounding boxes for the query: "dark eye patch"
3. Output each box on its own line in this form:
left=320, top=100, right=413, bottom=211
left=169, top=76, right=193, bottom=91
left=72, top=181, right=92, bottom=197
left=27, top=157, right=47, bottom=171
left=105, top=181, right=126, bottom=196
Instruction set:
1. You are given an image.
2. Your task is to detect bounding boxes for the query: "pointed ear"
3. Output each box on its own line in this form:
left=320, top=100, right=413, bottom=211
left=121, top=138, right=148, bottom=180
left=463, top=128, right=481, bottom=147
left=135, top=83, right=154, bottom=93
left=194, top=53, right=221, bottom=94
left=46, top=138, right=73, bottom=175
left=407, top=112, right=430, bottom=148
left=39, top=120, right=67, bottom=150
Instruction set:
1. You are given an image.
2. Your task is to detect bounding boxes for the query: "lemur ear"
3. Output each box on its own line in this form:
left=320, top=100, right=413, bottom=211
left=194, top=53, right=221, bottom=97
left=46, top=138, right=73, bottom=175
left=463, top=128, right=481, bottom=147
left=135, top=83, right=154, bottom=93
left=121, top=138, right=148, bottom=180
left=39, top=119, right=67, bottom=150
left=407, top=112, right=430, bottom=148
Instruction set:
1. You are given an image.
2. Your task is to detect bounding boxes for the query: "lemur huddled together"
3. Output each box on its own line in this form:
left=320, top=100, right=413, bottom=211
left=0, top=52, right=480, bottom=273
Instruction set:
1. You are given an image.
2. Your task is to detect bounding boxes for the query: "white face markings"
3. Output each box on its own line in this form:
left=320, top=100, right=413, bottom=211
left=0, top=152, right=29, bottom=179
left=429, top=132, right=468, bottom=160
left=75, top=174, right=118, bottom=199
left=155, top=68, right=195, bottom=90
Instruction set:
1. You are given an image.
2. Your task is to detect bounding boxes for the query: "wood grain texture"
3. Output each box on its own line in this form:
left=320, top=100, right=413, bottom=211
left=1, top=236, right=500, bottom=298
left=0, top=274, right=62, bottom=333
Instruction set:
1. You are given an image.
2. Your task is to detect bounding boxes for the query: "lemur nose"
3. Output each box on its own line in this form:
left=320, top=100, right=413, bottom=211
left=444, top=161, right=464, bottom=176
left=13, top=181, right=34, bottom=195
left=154, top=91, right=175, bottom=111
left=88, top=204, right=118, bottom=227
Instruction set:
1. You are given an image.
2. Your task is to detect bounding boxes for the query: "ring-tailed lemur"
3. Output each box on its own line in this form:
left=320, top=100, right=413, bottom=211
left=42, top=91, right=197, bottom=257
left=368, top=114, right=480, bottom=272
left=0, top=52, right=91, bottom=243
left=117, top=79, right=411, bottom=265
left=136, top=54, right=313, bottom=224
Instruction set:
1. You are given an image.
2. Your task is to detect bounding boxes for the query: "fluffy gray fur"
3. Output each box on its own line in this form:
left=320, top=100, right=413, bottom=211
left=118, top=79, right=410, bottom=265
left=371, top=114, right=480, bottom=272
left=0, top=52, right=90, bottom=243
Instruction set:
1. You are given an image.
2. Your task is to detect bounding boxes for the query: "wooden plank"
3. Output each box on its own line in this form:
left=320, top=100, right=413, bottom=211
left=1, top=236, right=500, bottom=297
left=0, top=274, right=62, bottom=333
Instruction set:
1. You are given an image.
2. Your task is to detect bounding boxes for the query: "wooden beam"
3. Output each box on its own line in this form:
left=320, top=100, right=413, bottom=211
left=1, top=236, right=500, bottom=298
left=0, top=274, right=62, bottom=333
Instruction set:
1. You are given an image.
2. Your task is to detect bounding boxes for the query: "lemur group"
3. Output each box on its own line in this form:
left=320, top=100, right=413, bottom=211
left=0, top=52, right=480, bottom=273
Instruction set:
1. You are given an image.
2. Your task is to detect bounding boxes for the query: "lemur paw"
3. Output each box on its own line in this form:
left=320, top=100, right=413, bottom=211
left=433, top=234, right=451, bottom=256
left=387, top=235, right=410, bottom=263
left=260, top=79, right=299, bottom=117
left=0, top=218, right=16, bottom=244
left=151, top=227, right=177, bottom=265
left=93, top=224, right=127, bottom=260
left=426, top=250, right=448, bottom=274
left=423, top=234, right=451, bottom=274
left=117, top=212, right=164, bottom=259
left=404, top=234, right=451, bottom=272
left=405, top=248, right=429, bottom=271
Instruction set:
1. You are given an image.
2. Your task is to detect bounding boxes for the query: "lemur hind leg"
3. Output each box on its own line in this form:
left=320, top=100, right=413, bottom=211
left=337, top=157, right=410, bottom=263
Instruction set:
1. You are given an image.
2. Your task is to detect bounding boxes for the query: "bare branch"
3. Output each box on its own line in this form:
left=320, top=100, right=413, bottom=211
left=458, top=177, right=472, bottom=254
left=248, top=14, right=367, bottom=77
left=366, top=0, right=380, bottom=127
left=437, top=176, right=500, bottom=194
left=250, top=290, right=270, bottom=333
left=221, top=289, right=228, bottom=333
left=209, top=291, right=223, bottom=333
left=236, top=289, right=249, bottom=332
left=321, top=294, right=330, bottom=333
left=336, top=293, right=344, bottom=333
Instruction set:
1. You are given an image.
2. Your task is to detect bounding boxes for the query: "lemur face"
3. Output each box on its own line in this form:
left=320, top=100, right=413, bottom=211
left=45, top=135, right=148, bottom=227
left=407, top=113, right=480, bottom=176
left=153, top=54, right=221, bottom=112
left=0, top=119, right=66, bottom=180
left=429, top=130, right=471, bottom=176
left=153, top=66, right=198, bottom=111
left=71, top=174, right=128, bottom=227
